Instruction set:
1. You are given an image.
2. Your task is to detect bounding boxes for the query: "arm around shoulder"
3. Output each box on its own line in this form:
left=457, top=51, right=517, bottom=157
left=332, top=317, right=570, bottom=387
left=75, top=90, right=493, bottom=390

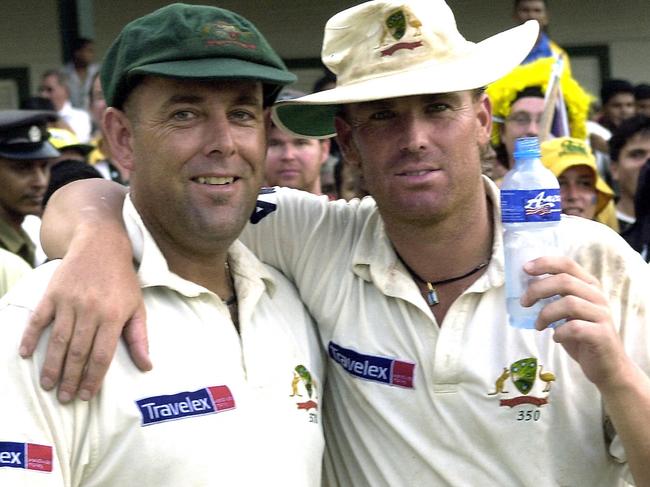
left=41, top=178, right=128, bottom=259
left=21, top=178, right=149, bottom=405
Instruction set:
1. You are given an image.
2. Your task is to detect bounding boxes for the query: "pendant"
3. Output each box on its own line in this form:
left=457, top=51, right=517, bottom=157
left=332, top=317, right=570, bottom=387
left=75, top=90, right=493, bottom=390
left=426, top=282, right=439, bottom=306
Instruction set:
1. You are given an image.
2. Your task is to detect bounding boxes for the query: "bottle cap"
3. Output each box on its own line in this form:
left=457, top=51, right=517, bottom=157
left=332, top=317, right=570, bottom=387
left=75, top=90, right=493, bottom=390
left=513, top=136, right=541, bottom=159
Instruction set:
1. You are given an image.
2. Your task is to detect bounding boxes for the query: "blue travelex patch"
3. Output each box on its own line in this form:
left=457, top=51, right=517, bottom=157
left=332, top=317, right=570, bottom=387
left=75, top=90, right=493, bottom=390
left=136, top=385, right=235, bottom=426
left=0, top=442, right=52, bottom=472
left=328, top=341, right=415, bottom=388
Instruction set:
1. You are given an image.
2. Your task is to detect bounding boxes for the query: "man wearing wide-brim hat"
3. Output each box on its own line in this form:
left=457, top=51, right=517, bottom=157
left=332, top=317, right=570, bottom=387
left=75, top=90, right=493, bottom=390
left=0, top=110, right=59, bottom=266
left=17, top=0, right=650, bottom=485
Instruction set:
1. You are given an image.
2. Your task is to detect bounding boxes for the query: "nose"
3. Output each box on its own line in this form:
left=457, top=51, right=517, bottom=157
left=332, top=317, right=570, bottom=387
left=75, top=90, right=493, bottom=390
left=31, top=165, right=50, bottom=190
left=562, top=182, right=578, bottom=201
left=279, top=143, right=298, bottom=161
left=524, top=118, right=541, bottom=137
left=204, top=112, right=235, bottom=157
left=399, top=113, right=429, bottom=154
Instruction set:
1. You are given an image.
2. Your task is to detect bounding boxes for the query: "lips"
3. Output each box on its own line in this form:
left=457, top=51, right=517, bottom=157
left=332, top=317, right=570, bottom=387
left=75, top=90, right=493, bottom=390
left=22, top=194, right=44, bottom=204
left=563, top=207, right=584, bottom=216
left=193, top=176, right=236, bottom=185
left=397, top=169, right=433, bottom=177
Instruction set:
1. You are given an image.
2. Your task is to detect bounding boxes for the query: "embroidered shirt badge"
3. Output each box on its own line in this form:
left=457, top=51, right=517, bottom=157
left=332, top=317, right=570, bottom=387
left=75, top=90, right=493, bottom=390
left=488, top=357, right=555, bottom=408
left=290, top=364, right=318, bottom=412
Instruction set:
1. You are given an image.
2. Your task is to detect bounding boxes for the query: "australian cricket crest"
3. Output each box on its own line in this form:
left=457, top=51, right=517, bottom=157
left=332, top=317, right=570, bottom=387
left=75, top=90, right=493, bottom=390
left=378, top=7, right=423, bottom=57
left=289, top=364, right=319, bottom=423
left=488, top=357, right=556, bottom=418
left=510, top=357, right=538, bottom=394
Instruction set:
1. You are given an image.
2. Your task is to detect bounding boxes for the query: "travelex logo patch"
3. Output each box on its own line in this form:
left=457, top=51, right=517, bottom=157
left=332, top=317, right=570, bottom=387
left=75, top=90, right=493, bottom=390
left=328, top=342, right=415, bottom=388
left=136, top=386, right=235, bottom=426
left=0, top=442, right=52, bottom=472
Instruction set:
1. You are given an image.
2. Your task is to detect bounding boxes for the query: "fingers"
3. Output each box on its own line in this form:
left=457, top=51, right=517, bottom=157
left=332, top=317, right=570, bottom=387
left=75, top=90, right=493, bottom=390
left=75, top=318, right=125, bottom=401
left=39, top=305, right=76, bottom=394
left=124, top=303, right=152, bottom=372
left=534, top=294, right=609, bottom=331
left=520, top=256, right=609, bottom=331
left=523, top=256, right=600, bottom=287
left=56, top=307, right=106, bottom=402
left=20, top=296, right=56, bottom=358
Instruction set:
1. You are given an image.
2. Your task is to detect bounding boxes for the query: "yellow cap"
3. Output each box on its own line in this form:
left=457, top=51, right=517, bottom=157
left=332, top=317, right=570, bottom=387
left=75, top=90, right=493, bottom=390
left=541, top=137, right=614, bottom=216
left=48, top=128, right=94, bottom=156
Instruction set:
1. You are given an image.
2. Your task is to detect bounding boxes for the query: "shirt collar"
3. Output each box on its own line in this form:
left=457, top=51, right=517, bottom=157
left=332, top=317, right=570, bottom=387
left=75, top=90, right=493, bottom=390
left=123, top=194, right=276, bottom=298
left=350, top=176, right=505, bottom=294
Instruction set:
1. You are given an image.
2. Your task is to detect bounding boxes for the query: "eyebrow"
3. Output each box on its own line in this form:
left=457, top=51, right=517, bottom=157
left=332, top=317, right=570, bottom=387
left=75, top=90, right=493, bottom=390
left=232, top=93, right=263, bottom=106
left=160, top=92, right=262, bottom=110
left=161, top=94, right=205, bottom=110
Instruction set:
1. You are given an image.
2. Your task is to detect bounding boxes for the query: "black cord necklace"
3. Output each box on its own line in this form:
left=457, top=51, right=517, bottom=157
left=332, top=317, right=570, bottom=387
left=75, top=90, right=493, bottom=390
left=399, top=257, right=489, bottom=306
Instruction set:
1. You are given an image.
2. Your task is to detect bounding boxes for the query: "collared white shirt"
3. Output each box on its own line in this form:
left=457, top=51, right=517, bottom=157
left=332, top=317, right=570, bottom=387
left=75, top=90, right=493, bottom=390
left=242, top=178, right=650, bottom=486
left=0, top=196, right=325, bottom=486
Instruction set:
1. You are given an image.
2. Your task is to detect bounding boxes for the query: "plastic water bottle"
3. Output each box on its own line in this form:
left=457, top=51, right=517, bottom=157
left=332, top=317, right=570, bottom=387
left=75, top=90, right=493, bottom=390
left=500, top=137, right=562, bottom=329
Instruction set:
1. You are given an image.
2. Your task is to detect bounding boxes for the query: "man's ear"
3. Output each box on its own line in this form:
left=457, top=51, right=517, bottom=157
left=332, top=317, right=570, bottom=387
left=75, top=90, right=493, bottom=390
left=103, top=107, right=136, bottom=171
left=318, top=138, right=332, bottom=166
left=334, top=115, right=361, bottom=168
left=476, top=94, right=493, bottom=146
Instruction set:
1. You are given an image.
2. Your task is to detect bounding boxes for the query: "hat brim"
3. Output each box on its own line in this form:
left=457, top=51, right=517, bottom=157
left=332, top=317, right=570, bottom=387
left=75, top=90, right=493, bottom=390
left=0, top=142, right=60, bottom=160
left=131, top=57, right=297, bottom=88
left=272, top=20, right=539, bottom=139
left=60, top=144, right=95, bottom=157
left=594, top=173, right=615, bottom=215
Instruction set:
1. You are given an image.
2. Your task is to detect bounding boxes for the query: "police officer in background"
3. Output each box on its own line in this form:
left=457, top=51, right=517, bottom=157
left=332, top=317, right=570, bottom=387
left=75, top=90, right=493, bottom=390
left=0, top=111, right=59, bottom=266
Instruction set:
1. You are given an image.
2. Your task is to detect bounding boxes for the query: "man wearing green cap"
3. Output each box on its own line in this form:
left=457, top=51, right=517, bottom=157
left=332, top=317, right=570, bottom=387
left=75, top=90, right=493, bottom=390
left=16, top=0, right=650, bottom=485
left=0, top=4, right=324, bottom=486
left=0, top=110, right=60, bottom=267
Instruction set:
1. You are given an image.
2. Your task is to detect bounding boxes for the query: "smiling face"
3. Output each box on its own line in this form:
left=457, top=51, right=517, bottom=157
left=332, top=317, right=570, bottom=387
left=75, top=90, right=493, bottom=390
left=335, top=90, right=491, bottom=226
left=106, top=76, right=267, bottom=258
left=557, top=165, right=598, bottom=219
left=265, top=126, right=330, bottom=194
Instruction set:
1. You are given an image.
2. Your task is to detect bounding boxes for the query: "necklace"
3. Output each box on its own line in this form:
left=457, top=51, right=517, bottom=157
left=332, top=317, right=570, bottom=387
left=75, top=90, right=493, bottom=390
left=399, top=257, right=489, bottom=306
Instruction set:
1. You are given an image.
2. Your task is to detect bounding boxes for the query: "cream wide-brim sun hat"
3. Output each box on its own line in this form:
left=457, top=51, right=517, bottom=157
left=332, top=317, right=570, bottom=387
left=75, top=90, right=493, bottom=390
left=272, top=0, right=539, bottom=139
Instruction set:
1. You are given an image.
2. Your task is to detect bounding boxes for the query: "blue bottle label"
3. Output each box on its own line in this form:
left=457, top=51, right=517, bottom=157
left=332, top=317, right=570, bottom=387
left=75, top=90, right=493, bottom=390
left=500, top=189, right=562, bottom=223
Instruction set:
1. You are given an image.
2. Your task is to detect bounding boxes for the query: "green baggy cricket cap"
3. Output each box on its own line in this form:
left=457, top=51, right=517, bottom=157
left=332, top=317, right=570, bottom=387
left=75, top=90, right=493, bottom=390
left=101, top=3, right=296, bottom=108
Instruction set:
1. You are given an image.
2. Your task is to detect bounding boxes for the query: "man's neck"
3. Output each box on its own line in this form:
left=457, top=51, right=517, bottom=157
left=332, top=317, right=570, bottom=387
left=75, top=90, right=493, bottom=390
left=617, top=197, right=636, bottom=220
left=75, top=64, right=88, bottom=78
left=383, top=183, right=493, bottom=323
left=0, top=207, right=25, bottom=231
left=160, top=240, right=234, bottom=299
left=308, top=179, right=322, bottom=196
left=386, top=199, right=493, bottom=280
